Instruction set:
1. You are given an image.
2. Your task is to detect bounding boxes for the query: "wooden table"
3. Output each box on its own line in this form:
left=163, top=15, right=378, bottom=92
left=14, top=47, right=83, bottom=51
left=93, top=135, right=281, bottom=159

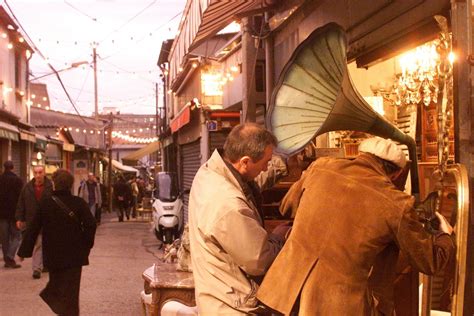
left=142, top=263, right=195, bottom=316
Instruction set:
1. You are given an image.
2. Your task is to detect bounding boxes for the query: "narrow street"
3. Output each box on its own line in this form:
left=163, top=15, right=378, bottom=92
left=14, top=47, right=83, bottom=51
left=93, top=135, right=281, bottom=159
left=0, top=212, right=161, bottom=316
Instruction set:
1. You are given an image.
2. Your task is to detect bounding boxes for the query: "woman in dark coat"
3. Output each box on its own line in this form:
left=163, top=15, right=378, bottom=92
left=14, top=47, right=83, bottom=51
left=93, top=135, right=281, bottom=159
left=18, top=169, right=97, bottom=316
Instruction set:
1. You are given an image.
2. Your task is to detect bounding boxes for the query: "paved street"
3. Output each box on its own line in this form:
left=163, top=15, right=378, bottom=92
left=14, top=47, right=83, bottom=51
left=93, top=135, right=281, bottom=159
left=0, top=212, right=162, bottom=316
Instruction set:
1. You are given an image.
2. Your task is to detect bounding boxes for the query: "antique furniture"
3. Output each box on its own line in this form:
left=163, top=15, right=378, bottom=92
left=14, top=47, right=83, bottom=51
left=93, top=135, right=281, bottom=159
left=142, top=263, right=195, bottom=316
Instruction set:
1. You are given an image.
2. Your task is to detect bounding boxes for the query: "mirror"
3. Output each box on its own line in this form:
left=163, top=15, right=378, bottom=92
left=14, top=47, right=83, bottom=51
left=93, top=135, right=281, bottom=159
left=420, top=163, right=469, bottom=316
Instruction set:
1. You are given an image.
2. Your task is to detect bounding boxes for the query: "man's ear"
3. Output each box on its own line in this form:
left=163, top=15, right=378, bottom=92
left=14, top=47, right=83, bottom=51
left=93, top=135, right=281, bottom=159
left=239, top=156, right=251, bottom=168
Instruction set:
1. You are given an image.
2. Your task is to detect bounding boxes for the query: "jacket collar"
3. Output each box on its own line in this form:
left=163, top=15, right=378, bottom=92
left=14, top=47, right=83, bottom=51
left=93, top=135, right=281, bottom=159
left=207, top=149, right=243, bottom=192
left=356, top=153, right=392, bottom=183
left=207, top=150, right=262, bottom=221
left=27, top=177, right=52, bottom=190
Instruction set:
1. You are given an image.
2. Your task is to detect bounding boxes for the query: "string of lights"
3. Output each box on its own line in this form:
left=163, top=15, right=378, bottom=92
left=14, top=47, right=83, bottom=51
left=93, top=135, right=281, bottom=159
left=98, top=0, right=157, bottom=44
left=99, top=10, right=183, bottom=62
left=3, top=0, right=94, bottom=127
left=54, top=126, right=158, bottom=144
left=3, top=1, right=174, bottom=124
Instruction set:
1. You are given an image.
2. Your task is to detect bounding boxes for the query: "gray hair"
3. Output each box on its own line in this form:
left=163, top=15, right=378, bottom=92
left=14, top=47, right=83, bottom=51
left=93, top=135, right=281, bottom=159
left=223, top=123, right=277, bottom=163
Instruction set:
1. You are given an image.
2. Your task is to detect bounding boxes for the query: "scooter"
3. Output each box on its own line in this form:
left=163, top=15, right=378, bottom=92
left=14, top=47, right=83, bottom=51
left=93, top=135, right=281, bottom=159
left=152, top=172, right=185, bottom=245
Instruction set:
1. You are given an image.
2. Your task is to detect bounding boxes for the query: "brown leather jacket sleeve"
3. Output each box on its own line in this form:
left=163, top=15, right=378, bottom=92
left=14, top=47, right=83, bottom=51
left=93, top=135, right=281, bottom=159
left=394, top=203, right=455, bottom=275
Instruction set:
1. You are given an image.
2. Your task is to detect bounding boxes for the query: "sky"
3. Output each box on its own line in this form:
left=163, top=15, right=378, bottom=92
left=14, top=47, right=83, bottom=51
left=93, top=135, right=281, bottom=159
left=5, top=0, right=187, bottom=115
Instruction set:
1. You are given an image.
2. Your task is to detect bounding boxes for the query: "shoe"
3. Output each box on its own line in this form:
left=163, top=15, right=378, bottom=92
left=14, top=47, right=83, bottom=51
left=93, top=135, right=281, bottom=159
left=33, top=270, right=41, bottom=279
left=4, top=260, right=21, bottom=269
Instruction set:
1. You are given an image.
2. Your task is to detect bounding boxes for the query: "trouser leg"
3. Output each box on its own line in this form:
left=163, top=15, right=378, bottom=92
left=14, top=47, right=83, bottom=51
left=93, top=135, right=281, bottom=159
left=117, top=205, right=124, bottom=221
left=7, top=221, right=21, bottom=260
left=125, top=206, right=130, bottom=219
left=89, top=204, right=96, bottom=217
left=0, top=219, right=9, bottom=261
left=132, top=196, right=137, bottom=218
left=95, top=206, right=102, bottom=223
left=32, top=233, right=43, bottom=272
left=42, top=267, right=82, bottom=316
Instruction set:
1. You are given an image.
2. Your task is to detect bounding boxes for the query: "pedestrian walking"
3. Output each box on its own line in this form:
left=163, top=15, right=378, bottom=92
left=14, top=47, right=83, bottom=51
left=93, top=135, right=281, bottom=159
left=129, top=176, right=139, bottom=218
left=0, top=161, right=23, bottom=269
left=18, top=169, right=96, bottom=316
left=16, top=165, right=53, bottom=279
left=78, top=173, right=102, bottom=219
left=96, top=177, right=108, bottom=223
left=113, top=175, right=132, bottom=222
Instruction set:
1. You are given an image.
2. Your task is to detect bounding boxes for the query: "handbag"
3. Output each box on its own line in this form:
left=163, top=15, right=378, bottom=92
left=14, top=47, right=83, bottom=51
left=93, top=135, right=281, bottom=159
left=52, top=196, right=84, bottom=232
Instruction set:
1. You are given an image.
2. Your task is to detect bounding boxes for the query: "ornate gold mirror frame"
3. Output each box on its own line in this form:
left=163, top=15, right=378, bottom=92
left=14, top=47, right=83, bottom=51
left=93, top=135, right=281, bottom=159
left=420, top=16, right=470, bottom=316
left=420, top=164, right=469, bottom=315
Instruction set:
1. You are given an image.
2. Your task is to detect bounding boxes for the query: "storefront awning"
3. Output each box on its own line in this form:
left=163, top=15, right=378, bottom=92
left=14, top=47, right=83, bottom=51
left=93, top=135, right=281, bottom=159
left=168, top=0, right=279, bottom=83
left=103, top=157, right=139, bottom=175
left=19, top=129, right=36, bottom=143
left=170, top=105, right=191, bottom=133
left=0, top=122, right=19, bottom=141
left=122, top=141, right=161, bottom=163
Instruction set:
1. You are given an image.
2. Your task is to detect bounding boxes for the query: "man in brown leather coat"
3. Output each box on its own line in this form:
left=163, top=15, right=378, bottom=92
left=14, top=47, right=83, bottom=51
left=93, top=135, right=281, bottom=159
left=257, top=137, right=455, bottom=315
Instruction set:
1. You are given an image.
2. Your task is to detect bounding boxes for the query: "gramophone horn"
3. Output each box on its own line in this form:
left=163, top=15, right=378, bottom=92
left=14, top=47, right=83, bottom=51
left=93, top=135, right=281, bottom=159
left=267, top=22, right=419, bottom=194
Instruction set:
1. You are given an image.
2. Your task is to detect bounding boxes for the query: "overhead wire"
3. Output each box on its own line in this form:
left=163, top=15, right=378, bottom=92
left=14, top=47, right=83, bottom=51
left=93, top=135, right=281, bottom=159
left=3, top=0, right=94, bottom=127
left=98, top=0, right=157, bottom=45
left=4, top=0, right=175, bottom=116
left=63, top=0, right=99, bottom=23
left=99, top=10, right=183, bottom=62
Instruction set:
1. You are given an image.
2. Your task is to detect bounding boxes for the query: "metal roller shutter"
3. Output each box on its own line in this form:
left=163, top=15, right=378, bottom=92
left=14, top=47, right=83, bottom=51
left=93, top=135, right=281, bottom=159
left=11, top=141, right=21, bottom=176
left=209, top=131, right=227, bottom=155
left=180, top=139, right=201, bottom=223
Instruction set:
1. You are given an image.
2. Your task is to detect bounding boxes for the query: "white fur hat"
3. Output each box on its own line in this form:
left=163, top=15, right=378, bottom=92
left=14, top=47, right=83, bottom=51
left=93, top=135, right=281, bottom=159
left=358, top=137, right=407, bottom=168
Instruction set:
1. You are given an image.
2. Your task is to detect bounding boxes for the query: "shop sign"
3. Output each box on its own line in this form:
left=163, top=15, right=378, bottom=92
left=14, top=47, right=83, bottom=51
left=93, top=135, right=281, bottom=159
left=207, top=120, right=218, bottom=131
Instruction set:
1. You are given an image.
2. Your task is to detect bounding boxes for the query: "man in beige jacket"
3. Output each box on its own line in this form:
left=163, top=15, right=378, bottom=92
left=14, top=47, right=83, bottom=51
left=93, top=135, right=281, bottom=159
left=188, top=123, right=289, bottom=315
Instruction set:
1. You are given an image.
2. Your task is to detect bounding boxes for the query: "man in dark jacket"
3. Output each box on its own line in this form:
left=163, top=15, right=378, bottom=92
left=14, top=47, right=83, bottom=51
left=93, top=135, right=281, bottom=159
left=113, top=175, right=132, bottom=222
left=0, top=161, right=23, bottom=268
left=16, top=165, right=53, bottom=279
left=18, top=169, right=96, bottom=316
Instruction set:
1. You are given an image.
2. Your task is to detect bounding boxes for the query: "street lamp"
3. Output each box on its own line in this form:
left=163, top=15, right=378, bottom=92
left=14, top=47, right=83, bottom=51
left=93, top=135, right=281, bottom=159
left=29, top=61, right=89, bottom=81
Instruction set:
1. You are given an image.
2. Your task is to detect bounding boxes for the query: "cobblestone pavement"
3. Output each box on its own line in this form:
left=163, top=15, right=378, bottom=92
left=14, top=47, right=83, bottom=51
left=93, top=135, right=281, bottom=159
left=0, top=211, right=163, bottom=316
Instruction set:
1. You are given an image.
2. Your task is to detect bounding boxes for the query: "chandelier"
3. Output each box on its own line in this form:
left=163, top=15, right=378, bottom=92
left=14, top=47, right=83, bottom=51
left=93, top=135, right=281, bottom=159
left=394, top=42, right=440, bottom=107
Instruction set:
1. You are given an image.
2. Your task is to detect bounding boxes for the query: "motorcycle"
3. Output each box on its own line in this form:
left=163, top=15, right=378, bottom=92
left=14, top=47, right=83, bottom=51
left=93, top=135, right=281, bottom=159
left=152, top=172, right=185, bottom=244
